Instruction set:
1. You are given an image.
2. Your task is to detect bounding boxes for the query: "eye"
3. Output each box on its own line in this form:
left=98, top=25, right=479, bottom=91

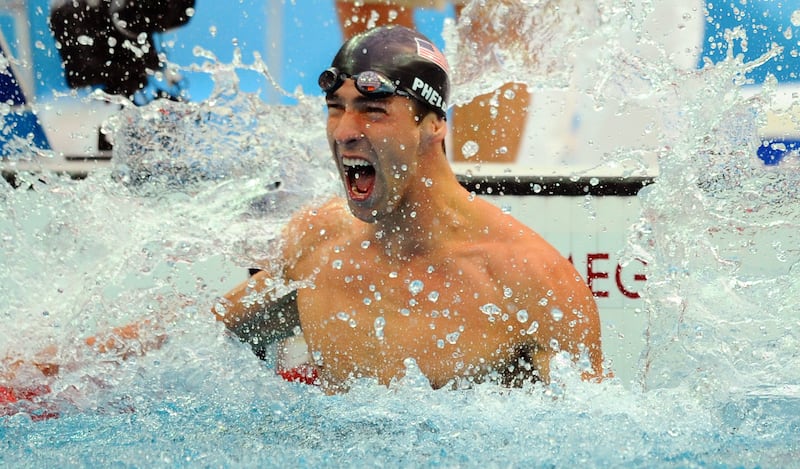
left=326, top=101, right=344, bottom=115
left=361, top=101, right=390, bottom=119
left=366, top=105, right=388, bottom=115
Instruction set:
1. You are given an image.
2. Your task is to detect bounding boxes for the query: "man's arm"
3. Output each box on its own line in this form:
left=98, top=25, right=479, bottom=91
left=214, top=197, right=347, bottom=360
left=212, top=270, right=301, bottom=360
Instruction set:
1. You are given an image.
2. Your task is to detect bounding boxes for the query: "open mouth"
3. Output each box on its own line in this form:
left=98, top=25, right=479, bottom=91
left=343, top=157, right=376, bottom=201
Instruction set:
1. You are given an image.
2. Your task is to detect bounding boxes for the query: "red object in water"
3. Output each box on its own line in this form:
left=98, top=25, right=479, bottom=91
left=0, top=385, right=17, bottom=404
left=276, top=365, right=319, bottom=386
left=0, top=384, right=59, bottom=421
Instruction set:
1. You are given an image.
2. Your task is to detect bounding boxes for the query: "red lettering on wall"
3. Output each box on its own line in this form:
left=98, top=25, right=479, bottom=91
left=616, top=259, right=647, bottom=299
left=586, top=253, right=609, bottom=298
left=567, top=252, right=648, bottom=301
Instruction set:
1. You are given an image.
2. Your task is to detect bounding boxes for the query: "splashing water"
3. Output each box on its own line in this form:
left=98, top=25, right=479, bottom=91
left=2, top=2, right=800, bottom=467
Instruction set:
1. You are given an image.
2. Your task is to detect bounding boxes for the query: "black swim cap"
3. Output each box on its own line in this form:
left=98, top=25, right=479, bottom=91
left=324, top=26, right=450, bottom=118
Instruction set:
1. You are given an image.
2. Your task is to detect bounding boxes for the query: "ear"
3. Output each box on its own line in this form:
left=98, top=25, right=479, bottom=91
left=420, top=113, right=447, bottom=150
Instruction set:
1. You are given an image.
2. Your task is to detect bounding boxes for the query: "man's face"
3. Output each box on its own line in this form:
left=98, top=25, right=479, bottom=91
left=325, top=80, right=423, bottom=223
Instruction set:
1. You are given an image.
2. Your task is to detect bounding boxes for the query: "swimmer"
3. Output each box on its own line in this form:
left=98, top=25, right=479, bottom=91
left=214, top=26, right=606, bottom=392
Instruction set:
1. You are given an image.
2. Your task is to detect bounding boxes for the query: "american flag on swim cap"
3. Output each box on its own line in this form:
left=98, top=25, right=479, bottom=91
left=415, top=38, right=449, bottom=74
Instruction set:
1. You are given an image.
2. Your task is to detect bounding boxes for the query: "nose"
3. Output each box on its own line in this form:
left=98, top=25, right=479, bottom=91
left=330, top=109, right=365, bottom=148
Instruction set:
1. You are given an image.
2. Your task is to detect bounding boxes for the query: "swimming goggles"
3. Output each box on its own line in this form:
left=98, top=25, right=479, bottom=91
left=318, top=67, right=409, bottom=99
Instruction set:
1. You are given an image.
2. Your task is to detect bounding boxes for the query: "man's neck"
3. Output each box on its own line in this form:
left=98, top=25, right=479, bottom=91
left=371, top=161, right=468, bottom=261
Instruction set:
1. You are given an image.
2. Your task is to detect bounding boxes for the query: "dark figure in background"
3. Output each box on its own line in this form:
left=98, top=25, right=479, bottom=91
left=49, top=0, right=195, bottom=100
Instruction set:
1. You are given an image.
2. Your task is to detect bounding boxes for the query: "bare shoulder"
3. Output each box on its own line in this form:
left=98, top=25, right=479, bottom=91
left=465, top=201, right=589, bottom=307
left=281, top=197, right=353, bottom=268
left=472, top=209, right=604, bottom=379
left=491, top=224, right=570, bottom=284
left=471, top=199, right=565, bottom=268
left=283, top=197, right=350, bottom=239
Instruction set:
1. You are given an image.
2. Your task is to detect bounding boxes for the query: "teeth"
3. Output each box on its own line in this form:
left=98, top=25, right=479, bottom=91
left=343, top=157, right=371, bottom=167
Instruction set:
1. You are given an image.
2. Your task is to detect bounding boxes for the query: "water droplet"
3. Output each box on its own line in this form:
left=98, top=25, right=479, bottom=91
left=436, top=339, right=445, bottom=349
left=446, top=332, right=460, bottom=344
left=349, top=318, right=357, bottom=328
left=516, top=309, right=529, bottom=323
left=389, top=271, right=398, bottom=279
left=399, top=308, right=411, bottom=316
left=374, top=316, right=386, bottom=339
left=408, top=280, right=424, bottom=295
left=336, top=311, right=349, bottom=321
left=428, top=291, right=439, bottom=303
left=363, top=297, right=372, bottom=305
left=461, top=140, right=479, bottom=159
left=551, top=308, right=564, bottom=321
left=538, top=297, right=549, bottom=306
left=361, top=240, right=371, bottom=249
left=332, top=259, right=343, bottom=270
left=503, top=286, right=513, bottom=298
left=526, top=321, right=539, bottom=334
left=480, top=303, right=502, bottom=322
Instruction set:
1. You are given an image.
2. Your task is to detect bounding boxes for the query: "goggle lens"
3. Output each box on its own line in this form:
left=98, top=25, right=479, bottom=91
left=318, top=68, right=341, bottom=93
left=319, top=68, right=402, bottom=98
left=355, top=71, right=395, bottom=95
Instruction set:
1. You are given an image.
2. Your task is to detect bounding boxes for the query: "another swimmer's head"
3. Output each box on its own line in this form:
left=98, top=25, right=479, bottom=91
left=319, top=26, right=450, bottom=119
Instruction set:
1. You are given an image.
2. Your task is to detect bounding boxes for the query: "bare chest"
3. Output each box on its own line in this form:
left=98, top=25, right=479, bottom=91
left=295, top=254, right=528, bottom=388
